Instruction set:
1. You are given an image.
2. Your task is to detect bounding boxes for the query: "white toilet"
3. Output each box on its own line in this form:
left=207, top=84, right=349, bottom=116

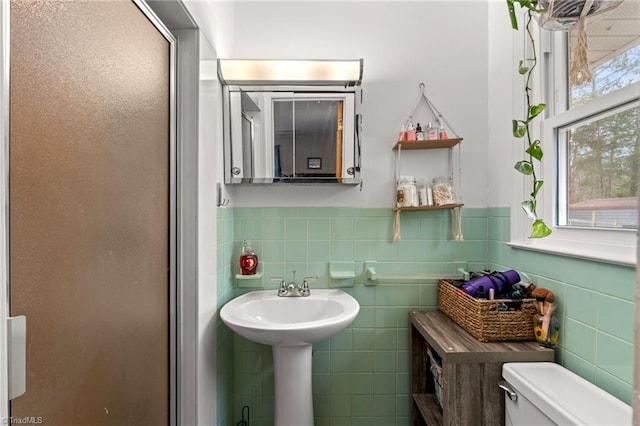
left=501, top=362, right=632, bottom=425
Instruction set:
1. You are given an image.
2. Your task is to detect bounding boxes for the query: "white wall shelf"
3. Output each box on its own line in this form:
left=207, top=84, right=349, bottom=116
left=235, top=271, right=264, bottom=288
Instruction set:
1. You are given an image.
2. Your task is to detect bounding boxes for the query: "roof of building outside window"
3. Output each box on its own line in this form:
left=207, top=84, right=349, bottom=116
left=569, top=196, right=638, bottom=210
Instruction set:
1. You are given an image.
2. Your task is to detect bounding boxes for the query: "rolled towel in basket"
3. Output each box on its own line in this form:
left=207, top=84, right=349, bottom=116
left=461, top=270, right=521, bottom=298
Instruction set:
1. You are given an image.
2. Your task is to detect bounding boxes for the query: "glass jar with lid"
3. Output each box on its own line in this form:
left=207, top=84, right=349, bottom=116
left=431, top=176, right=456, bottom=206
left=397, top=176, right=418, bottom=207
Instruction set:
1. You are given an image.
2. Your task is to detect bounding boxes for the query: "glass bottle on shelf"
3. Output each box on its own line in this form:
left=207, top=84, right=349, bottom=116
left=426, top=121, right=438, bottom=140
left=438, top=123, right=448, bottom=139
left=415, top=123, right=424, bottom=140
left=406, top=121, right=416, bottom=141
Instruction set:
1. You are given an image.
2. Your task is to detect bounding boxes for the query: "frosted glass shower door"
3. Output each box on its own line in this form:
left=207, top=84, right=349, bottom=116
left=9, top=1, right=173, bottom=424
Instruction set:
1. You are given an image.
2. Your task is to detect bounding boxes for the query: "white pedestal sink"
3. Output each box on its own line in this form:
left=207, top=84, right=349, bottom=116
left=220, top=289, right=360, bottom=426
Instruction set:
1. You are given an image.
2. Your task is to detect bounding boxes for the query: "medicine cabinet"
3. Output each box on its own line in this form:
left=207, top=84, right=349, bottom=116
left=219, top=59, right=363, bottom=185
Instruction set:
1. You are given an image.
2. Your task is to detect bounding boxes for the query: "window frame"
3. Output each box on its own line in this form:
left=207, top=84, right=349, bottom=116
left=509, top=28, right=639, bottom=266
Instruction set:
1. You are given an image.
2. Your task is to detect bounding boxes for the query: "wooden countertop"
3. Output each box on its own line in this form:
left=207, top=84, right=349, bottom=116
left=410, top=310, right=554, bottom=363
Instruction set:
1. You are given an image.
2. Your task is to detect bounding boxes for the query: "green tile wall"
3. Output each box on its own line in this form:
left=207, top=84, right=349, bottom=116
left=217, top=206, right=636, bottom=425
left=488, top=206, right=636, bottom=404
left=226, top=207, right=487, bottom=426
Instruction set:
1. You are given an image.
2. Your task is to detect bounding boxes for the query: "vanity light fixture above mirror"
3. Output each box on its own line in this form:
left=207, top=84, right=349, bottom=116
left=217, top=58, right=363, bottom=87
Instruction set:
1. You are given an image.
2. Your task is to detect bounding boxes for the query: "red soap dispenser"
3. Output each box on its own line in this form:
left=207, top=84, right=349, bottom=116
left=240, top=240, right=258, bottom=275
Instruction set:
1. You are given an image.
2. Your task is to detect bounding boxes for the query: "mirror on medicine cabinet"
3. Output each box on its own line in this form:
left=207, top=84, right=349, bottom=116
left=219, top=59, right=363, bottom=184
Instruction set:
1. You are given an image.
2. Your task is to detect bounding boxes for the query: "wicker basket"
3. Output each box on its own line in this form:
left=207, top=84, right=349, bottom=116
left=437, top=280, right=537, bottom=342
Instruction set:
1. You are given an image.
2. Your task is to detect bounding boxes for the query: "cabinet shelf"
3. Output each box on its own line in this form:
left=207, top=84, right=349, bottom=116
left=413, top=394, right=443, bottom=426
left=393, top=137, right=463, bottom=151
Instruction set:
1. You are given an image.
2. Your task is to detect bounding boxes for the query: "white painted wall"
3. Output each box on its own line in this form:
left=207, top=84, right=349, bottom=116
left=196, top=78, right=219, bottom=426
left=180, top=2, right=233, bottom=425
left=224, top=1, right=490, bottom=208
left=487, top=1, right=522, bottom=207
left=197, top=34, right=220, bottom=426
left=185, top=0, right=234, bottom=208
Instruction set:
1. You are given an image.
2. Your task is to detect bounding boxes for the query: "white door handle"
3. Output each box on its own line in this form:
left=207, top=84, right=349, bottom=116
left=7, top=316, right=26, bottom=399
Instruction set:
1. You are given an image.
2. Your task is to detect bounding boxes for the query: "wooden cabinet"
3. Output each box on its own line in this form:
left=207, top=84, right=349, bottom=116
left=409, top=311, right=554, bottom=425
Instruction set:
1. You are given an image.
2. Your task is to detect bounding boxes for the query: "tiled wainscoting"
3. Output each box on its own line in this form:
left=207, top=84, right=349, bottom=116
left=215, top=207, right=635, bottom=425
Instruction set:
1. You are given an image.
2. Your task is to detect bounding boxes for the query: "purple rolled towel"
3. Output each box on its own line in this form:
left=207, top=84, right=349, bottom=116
left=461, top=270, right=521, bottom=297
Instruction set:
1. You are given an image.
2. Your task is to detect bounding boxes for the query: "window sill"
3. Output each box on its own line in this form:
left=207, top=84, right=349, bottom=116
left=508, top=239, right=636, bottom=267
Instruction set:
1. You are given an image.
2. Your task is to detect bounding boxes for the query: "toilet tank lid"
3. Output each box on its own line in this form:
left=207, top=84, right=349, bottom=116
left=502, top=362, right=631, bottom=426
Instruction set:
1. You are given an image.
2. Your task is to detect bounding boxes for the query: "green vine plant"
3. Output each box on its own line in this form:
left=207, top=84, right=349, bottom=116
left=507, top=0, right=552, bottom=238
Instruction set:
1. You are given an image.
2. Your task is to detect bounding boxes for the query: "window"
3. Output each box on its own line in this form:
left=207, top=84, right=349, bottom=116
left=569, top=28, right=640, bottom=108
left=558, top=4, right=640, bottom=231
left=558, top=104, right=639, bottom=230
left=513, top=4, right=639, bottom=264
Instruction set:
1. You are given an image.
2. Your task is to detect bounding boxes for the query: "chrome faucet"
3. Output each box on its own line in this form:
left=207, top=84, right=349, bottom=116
left=270, top=271, right=318, bottom=297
